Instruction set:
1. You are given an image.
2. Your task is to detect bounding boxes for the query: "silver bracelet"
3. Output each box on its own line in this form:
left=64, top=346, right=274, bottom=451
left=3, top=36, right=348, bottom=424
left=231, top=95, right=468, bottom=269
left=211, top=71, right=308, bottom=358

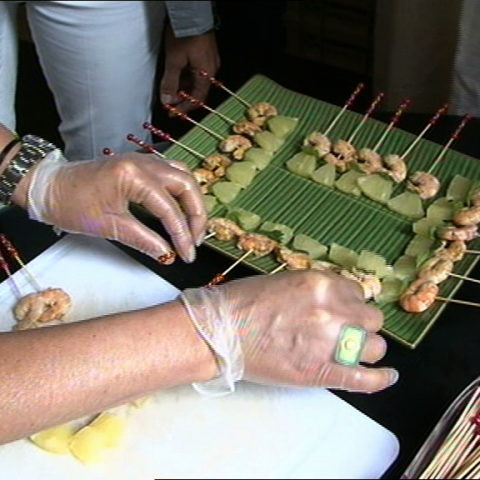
left=0, top=135, right=57, bottom=205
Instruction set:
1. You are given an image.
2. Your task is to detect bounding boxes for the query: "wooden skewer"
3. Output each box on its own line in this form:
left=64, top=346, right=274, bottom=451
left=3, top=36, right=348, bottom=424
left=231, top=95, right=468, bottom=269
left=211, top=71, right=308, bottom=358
left=126, top=134, right=166, bottom=158
left=162, top=104, right=225, bottom=141
left=197, top=69, right=252, bottom=108
left=323, top=82, right=365, bottom=137
left=465, top=250, right=480, bottom=255
left=449, top=273, right=480, bottom=285
left=436, top=296, right=480, bottom=308
left=178, top=90, right=236, bottom=125
left=207, top=250, right=253, bottom=286
left=204, top=232, right=216, bottom=241
left=426, top=114, right=472, bottom=174
left=346, top=91, right=385, bottom=144
left=269, top=262, right=287, bottom=275
left=372, top=98, right=411, bottom=151
left=0, top=234, right=42, bottom=292
left=143, top=123, right=204, bottom=159
left=400, top=103, right=449, bottom=160
left=0, top=250, right=22, bottom=299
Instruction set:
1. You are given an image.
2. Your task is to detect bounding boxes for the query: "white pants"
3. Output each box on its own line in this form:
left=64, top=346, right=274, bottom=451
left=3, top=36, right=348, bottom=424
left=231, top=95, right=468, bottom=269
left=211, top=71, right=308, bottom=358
left=0, top=1, right=165, bottom=160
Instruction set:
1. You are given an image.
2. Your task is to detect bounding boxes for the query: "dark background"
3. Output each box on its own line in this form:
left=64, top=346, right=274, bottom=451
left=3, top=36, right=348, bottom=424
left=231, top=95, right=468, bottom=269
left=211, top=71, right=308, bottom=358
left=9, top=1, right=480, bottom=478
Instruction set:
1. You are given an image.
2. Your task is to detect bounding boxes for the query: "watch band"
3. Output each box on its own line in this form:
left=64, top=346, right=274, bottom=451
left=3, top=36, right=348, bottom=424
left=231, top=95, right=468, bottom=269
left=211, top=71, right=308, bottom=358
left=0, top=135, right=57, bottom=205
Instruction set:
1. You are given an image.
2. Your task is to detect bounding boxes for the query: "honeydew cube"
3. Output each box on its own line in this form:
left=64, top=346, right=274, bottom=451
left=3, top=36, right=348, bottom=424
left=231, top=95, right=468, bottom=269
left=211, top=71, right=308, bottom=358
left=311, top=163, right=336, bottom=186
left=226, top=208, right=261, bottom=231
left=254, top=131, right=284, bottom=152
left=258, top=221, right=294, bottom=245
left=286, top=152, right=317, bottom=178
left=446, top=174, right=472, bottom=203
left=328, top=243, right=359, bottom=269
left=292, top=234, right=328, bottom=259
left=393, top=255, right=417, bottom=281
left=203, top=194, right=217, bottom=213
left=211, top=181, right=242, bottom=204
left=267, top=115, right=299, bottom=138
left=387, top=191, right=424, bottom=219
left=243, top=147, right=273, bottom=170
left=334, top=170, right=365, bottom=196
left=357, top=174, right=393, bottom=204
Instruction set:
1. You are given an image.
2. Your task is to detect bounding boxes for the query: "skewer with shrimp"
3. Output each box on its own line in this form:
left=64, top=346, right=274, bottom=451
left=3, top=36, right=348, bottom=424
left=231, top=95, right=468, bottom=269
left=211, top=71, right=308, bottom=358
left=162, top=104, right=254, bottom=160
left=321, top=91, right=385, bottom=173
left=406, top=112, right=471, bottom=200
left=303, top=82, right=365, bottom=159
left=143, top=123, right=233, bottom=193
left=354, top=99, right=411, bottom=178
left=0, top=235, right=72, bottom=330
left=196, top=69, right=279, bottom=127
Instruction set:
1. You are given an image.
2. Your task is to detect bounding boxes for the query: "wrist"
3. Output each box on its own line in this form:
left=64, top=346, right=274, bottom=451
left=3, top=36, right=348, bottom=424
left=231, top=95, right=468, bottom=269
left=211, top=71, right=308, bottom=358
left=166, top=299, right=218, bottom=384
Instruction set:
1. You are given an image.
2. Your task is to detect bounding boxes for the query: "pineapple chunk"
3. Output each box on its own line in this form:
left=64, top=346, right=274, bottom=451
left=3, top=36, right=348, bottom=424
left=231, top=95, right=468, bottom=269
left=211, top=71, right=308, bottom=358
left=30, top=423, right=75, bottom=455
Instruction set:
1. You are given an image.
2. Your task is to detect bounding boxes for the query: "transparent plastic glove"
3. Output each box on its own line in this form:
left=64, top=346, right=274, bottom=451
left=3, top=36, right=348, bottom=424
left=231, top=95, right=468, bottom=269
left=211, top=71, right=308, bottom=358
left=180, top=270, right=399, bottom=396
left=27, top=150, right=206, bottom=263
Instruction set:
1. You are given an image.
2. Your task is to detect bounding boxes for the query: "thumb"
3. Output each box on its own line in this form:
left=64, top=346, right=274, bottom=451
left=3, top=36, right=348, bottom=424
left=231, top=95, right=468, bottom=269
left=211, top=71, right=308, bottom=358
left=160, top=66, right=182, bottom=106
left=109, top=213, right=177, bottom=264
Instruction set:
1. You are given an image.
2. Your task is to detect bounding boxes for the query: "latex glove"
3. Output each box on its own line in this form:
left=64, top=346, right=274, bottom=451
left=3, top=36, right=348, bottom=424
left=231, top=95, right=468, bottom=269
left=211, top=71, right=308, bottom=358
left=160, top=24, right=220, bottom=112
left=180, top=270, right=399, bottom=395
left=26, top=150, right=206, bottom=264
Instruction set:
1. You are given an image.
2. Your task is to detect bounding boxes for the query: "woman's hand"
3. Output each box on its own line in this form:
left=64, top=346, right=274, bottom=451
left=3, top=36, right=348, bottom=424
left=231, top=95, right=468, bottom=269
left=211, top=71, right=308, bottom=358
left=181, top=270, right=398, bottom=394
left=160, top=24, right=220, bottom=112
left=15, top=150, right=206, bottom=264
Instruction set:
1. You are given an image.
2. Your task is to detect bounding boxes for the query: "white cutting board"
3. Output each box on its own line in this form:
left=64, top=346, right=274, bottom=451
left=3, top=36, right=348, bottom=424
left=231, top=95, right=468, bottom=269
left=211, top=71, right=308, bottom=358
left=0, top=234, right=399, bottom=479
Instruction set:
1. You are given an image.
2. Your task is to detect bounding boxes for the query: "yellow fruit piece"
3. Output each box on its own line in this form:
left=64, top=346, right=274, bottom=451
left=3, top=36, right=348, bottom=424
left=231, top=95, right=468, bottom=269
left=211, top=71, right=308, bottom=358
left=30, top=423, right=75, bottom=455
left=69, top=426, right=107, bottom=464
left=131, top=395, right=151, bottom=409
left=88, top=412, right=126, bottom=448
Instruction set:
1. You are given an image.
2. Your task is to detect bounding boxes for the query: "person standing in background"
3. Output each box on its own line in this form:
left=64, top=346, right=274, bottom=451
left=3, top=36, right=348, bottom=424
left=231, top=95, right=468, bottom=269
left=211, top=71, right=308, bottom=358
left=0, top=1, right=220, bottom=161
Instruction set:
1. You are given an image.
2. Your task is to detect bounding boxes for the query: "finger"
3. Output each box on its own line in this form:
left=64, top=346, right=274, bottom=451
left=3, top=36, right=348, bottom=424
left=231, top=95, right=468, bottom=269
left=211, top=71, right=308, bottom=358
left=139, top=185, right=196, bottom=264
left=360, top=333, right=387, bottom=364
left=160, top=66, right=182, bottom=106
left=328, top=363, right=399, bottom=393
left=188, top=74, right=212, bottom=105
left=152, top=162, right=207, bottom=246
left=107, top=214, right=176, bottom=264
left=353, top=303, right=384, bottom=333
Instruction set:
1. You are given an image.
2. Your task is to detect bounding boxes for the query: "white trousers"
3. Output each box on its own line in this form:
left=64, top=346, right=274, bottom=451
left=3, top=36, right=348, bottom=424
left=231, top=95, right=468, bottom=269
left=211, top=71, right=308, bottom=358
left=0, top=1, right=165, bottom=160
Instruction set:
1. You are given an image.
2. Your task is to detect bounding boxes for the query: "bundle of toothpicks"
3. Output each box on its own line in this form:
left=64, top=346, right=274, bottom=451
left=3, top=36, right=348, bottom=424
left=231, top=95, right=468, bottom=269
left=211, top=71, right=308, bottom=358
left=417, top=385, right=480, bottom=479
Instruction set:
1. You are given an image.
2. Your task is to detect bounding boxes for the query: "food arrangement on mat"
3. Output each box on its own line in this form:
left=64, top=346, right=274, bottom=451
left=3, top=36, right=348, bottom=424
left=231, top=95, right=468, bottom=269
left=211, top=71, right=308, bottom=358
left=143, top=73, right=480, bottom=349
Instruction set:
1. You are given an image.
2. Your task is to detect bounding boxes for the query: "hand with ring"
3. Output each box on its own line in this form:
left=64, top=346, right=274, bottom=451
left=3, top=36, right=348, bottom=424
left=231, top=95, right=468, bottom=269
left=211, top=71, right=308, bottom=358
left=181, top=269, right=399, bottom=395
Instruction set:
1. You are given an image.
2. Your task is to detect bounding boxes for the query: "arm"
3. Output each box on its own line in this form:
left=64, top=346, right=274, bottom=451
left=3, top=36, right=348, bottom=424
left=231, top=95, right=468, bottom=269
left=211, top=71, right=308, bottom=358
left=0, top=299, right=216, bottom=444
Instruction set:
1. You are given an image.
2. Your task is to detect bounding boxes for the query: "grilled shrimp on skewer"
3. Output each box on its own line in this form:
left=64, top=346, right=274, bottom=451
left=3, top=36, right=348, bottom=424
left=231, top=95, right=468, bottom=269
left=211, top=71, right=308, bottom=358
left=207, top=218, right=245, bottom=242
left=237, top=233, right=277, bottom=256
left=382, top=154, right=407, bottom=182
left=219, top=135, right=253, bottom=160
left=275, top=246, right=312, bottom=270
left=417, top=256, right=454, bottom=284
left=247, top=102, right=278, bottom=126
left=303, top=132, right=332, bottom=158
left=437, top=224, right=478, bottom=242
left=399, top=279, right=438, bottom=313
left=407, top=171, right=441, bottom=200
left=356, top=148, right=385, bottom=175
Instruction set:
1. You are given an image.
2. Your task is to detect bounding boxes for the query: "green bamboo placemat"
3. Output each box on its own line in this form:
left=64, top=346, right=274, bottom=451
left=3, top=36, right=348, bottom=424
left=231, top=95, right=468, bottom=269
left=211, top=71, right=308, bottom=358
left=163, top=74, right=480, bottom=348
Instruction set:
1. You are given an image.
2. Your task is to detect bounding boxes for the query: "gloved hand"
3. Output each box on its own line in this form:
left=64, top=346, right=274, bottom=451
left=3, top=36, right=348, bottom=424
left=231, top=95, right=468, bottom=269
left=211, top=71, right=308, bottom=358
left=25, top=150, right=206, bottom=264
left=180, top=270, right=398, bottom=395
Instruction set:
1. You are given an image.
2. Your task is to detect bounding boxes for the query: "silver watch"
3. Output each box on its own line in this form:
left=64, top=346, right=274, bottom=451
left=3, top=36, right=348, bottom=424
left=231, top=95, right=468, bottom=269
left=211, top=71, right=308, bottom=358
left=0, top=135, right=57, bottom=205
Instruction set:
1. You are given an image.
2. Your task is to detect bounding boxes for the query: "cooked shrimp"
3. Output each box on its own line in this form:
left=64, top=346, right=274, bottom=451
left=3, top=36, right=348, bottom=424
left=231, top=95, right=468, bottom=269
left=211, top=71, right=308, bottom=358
left=382, top=154, right=407, bottom=182
left=356, top=148, right=385, bottom=175
left=437, top=224, right=478, bottom=242
left=407, top=171, right=440, bottom=200
left=417, top=256, right=454, bottom=284
left=435, top=240, right=467, bottom=262
left=219, top=135, right=252, bottom=160
left=452, top=206, right=480, bottom=226
left=202, top=154, right=232, bottom=176
left=14, top=288, right=72, bottom=330
left=232, top=120, right=262, bottom=138
left=237, top=233, right=277, bottom=257
left=275, top=246, right=312, bottom=270
left=339, top=268, right=382, bottom=301
left=247, top=102, right=278, bottom=127
left=207, top=217, right=245, bottom=242
left=332, top=139, right=357, bottom=160
left=193, top=168, right=217, bottom=194
left=399, top=279, right=438, bottom=313
left=303, top=132, right=331, bottom=158
left=310, top=260, right=341, bottom=272
left=470, top=187, right=480, bottom=207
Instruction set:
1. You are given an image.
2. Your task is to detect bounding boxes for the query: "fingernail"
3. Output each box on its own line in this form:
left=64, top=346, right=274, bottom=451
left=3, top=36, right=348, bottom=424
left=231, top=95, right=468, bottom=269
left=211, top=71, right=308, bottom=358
left=157, top=250, right=176, bottom=264
left=161, top=94, right=175, bottom=105
left=389, top=369, right=399, bottom=386
left=184, top=245, right=196, bottom=264
left=196, top=233, right=205, bottom=247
